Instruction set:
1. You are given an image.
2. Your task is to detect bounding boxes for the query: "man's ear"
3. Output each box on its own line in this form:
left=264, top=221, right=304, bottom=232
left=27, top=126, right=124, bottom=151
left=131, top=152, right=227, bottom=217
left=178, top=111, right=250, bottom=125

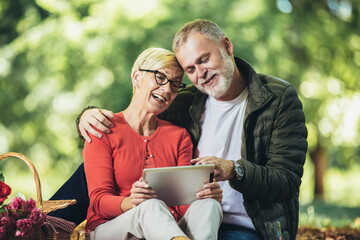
left=222, top=36, right=234, bottom=56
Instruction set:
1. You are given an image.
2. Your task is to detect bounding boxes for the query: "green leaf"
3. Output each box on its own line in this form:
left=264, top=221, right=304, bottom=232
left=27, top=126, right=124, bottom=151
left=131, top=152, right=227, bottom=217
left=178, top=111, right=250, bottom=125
left=0, top=173, right=4, bottom=182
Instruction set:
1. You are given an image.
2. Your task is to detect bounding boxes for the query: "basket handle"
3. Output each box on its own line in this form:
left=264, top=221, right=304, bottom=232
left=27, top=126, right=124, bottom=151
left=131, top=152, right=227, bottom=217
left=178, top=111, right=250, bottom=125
left=0, top=152, right=43, bottom=207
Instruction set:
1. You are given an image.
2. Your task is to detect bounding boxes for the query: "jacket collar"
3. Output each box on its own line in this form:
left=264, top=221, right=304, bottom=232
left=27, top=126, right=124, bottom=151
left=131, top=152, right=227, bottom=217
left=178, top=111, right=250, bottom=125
left=234, top=57, right=274, bottom=114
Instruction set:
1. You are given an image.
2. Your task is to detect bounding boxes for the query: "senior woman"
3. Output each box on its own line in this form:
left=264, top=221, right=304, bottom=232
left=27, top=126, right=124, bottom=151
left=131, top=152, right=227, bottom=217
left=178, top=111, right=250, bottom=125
left=83, top=48, right=223, bottom=240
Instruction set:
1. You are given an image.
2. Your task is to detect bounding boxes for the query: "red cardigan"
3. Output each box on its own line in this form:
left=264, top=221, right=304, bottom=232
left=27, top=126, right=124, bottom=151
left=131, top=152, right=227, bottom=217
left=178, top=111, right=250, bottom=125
left=84, top=112, right=193, bottom=230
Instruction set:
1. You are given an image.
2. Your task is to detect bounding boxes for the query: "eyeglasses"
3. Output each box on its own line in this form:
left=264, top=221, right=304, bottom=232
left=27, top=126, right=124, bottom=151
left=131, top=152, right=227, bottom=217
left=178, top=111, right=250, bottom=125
left=139, top=69, right=186, bottom=92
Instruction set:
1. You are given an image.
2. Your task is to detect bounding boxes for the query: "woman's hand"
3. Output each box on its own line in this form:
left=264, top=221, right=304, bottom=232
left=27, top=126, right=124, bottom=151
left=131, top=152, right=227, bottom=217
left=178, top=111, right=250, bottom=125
left=121, top=178, right=157, bottom=212
left=196, top=180, right=223, bottom=203
left=79, top=108, right=114, bottom=142
left=130, top=179, right=157, bottom=206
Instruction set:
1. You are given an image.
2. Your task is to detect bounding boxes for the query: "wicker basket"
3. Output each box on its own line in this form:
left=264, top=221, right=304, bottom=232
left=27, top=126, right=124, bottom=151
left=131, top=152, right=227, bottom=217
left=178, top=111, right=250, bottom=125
left=0, top=152, right=77, bottom=240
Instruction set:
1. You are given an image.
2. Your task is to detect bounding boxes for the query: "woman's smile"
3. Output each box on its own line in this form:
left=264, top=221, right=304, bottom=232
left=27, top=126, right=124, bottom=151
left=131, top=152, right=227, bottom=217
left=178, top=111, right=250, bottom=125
left=151, top=93, right=167, bottom=104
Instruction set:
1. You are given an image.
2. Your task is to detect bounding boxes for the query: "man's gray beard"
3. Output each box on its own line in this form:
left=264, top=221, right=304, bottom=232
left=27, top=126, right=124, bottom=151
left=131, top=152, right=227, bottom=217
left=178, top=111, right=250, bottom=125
left=201, top=49, right=234, bottom=99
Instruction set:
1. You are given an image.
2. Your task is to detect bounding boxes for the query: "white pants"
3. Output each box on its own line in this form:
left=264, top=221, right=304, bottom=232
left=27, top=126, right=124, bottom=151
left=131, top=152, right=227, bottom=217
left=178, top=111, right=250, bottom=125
left=93, top=198, right=223, bottom=240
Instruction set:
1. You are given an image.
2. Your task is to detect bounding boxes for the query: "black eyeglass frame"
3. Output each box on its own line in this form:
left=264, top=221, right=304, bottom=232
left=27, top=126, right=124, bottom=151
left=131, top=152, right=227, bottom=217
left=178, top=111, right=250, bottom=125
left=139, top=69, right=186, bottom=92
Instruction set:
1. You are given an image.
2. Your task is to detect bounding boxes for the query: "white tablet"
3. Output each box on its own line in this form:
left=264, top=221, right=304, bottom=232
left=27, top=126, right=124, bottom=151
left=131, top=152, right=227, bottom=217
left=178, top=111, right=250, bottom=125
left=143, top=164, right=215, bottom=206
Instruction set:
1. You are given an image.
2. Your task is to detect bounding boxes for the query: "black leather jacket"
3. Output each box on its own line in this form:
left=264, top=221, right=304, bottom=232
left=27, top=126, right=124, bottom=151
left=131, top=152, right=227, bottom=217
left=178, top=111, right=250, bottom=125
left=159, top=57, right=308, bottom=239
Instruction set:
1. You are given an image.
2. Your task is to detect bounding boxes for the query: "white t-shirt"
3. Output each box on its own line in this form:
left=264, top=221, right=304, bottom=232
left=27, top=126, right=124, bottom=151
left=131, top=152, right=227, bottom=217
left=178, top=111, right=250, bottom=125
left=197, top=88, right=255, bottom=229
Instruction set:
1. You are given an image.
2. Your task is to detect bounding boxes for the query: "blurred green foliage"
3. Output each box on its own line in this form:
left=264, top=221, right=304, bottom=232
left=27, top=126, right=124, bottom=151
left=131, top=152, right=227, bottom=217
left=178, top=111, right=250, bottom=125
left=299, top=200, right=360, bottom=228
left=0, top=0, right=359, bottom=205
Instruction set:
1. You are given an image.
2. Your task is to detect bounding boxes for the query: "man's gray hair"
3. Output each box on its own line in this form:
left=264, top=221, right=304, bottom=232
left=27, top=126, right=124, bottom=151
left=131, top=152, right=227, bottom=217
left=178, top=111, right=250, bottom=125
left=172, top=19, right=226, bottom=53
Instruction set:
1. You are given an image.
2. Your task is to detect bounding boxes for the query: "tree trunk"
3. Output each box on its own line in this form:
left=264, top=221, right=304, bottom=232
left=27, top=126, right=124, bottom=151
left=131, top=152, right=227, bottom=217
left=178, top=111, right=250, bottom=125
left=309, top=144, right=327, bottom=199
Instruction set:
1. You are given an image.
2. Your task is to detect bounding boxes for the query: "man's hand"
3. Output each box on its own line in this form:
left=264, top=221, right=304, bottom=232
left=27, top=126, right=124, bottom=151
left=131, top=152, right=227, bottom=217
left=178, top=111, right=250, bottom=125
left=79, top=108, right=114, bottom=142
left=191, top=156, right=235, bottom=181
left=196, top=181, right=223, bottom=203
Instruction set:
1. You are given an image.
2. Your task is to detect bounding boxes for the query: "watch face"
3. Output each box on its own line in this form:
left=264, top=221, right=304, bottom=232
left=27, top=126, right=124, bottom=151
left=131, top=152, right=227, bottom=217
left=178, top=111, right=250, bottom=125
left=236, top=165, right=244, bottom=177
left=233, top=160, right=244, bottom=178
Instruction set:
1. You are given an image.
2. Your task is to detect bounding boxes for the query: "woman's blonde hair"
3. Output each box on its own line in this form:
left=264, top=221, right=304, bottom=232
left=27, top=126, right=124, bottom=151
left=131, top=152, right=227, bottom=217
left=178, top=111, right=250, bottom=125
left=131, top=48, right=183, bottom=76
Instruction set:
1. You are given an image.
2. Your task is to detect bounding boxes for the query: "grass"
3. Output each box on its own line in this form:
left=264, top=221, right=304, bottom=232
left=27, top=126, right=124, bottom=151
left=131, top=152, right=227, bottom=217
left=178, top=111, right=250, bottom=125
left=299, top=200, right=360, bottom=228
left=298, top=160, right=360, bottom=229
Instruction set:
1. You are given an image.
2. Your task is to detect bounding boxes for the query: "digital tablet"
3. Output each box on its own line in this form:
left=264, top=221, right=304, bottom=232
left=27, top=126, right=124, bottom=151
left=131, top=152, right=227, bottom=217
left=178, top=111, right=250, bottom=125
left=143, top=164, right=215, bottom=206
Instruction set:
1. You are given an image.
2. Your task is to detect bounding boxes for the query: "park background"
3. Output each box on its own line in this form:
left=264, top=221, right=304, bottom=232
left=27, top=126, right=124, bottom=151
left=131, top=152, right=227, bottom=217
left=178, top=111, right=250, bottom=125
left=0, top=0, right=359, bottom=229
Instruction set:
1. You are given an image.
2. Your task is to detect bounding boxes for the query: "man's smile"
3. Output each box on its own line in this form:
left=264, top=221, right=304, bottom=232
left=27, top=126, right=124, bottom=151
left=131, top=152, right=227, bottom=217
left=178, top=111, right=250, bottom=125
left=201, top=74, right=216, bottom=87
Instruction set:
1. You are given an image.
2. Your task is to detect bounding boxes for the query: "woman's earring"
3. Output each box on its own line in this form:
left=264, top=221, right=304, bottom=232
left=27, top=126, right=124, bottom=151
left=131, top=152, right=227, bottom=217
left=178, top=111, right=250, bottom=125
left=136, top=83, right=139, bottom=88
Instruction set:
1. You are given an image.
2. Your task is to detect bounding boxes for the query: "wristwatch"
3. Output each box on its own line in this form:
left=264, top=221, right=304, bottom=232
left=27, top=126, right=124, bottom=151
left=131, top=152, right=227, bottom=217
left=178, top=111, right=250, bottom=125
left=231, top=160, right=244, bottom=181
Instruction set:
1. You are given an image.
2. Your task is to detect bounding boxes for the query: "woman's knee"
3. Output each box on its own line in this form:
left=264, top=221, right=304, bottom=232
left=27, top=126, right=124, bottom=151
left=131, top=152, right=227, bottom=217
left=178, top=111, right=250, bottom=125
left=137, top=198, right=168, bottom=213
left=195, top=198, right=221, bottom=209
left=192, top=198, right=223, bottom=219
